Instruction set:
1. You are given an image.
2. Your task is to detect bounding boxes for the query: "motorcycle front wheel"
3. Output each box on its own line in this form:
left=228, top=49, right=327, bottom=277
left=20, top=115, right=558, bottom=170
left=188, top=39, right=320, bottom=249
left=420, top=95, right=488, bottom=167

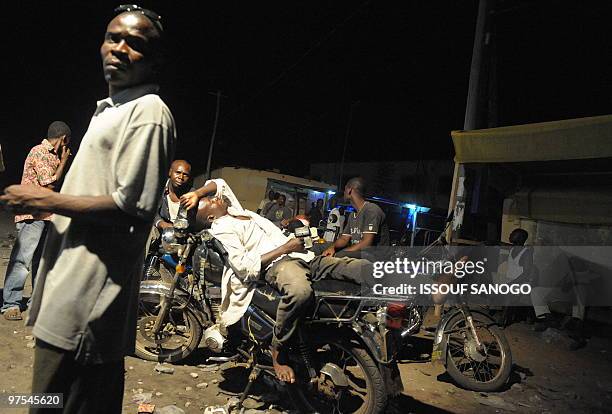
left=288, top=337, right=388, bottom=414
left=444, top=312, right=512, bottom=392
left=134, top=290, right=203, bottom=363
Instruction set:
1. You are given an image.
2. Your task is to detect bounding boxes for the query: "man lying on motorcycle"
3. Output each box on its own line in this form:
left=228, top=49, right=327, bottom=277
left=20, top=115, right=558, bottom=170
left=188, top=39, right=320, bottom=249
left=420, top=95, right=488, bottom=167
left=194, top=194, right=374, bottom=383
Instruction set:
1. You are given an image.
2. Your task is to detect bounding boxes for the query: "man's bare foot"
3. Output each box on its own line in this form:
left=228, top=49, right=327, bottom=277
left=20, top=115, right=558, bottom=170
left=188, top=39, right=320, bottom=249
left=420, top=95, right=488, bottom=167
left=271, top=348, right=296, bottom=383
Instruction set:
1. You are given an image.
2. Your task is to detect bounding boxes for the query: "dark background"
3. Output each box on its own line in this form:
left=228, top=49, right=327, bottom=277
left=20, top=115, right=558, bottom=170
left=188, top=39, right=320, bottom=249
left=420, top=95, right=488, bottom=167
left=2, top=0, right=612, bottom=186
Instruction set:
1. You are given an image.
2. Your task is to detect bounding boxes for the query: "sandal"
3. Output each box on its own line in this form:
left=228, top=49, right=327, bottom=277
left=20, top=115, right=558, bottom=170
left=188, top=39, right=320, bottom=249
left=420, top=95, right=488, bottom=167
left=3, top=307, right=22, bottom=321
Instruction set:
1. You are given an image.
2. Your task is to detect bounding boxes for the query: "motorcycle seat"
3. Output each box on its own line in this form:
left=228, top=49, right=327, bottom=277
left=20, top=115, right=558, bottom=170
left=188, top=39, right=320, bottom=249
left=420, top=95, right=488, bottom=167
left=311, top=279, right=362, bottom=296
left=250, top=279, right=362, bottom=321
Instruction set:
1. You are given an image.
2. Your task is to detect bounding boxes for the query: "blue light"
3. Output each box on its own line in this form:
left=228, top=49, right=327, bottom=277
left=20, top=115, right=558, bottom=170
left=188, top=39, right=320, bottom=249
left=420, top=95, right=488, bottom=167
left=327, top=190, right=336, bottom=195
left=403, top=203, right=417, bottom=210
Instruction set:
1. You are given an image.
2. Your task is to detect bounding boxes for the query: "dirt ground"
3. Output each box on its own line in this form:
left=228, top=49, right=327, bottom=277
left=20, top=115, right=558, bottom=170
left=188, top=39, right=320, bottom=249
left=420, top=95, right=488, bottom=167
left=0, top=211, right=611, bottom=414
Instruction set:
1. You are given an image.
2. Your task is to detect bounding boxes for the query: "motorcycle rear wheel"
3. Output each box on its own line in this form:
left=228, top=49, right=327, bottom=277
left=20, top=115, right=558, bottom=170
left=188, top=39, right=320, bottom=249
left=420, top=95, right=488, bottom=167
left=444, top=312, right=512, bottom=392
left=288, top=337, right=387, bottom=414
left=134, top=291, right=203, bottom=363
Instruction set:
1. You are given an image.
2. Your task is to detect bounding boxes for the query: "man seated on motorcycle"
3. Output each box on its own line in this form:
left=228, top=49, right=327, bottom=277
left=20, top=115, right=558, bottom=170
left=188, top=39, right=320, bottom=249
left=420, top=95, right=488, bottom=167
left=195, top=194, right=373, bottom=383
left=322, top=177, right=390, bottom=258
left=153, top=160, right=196, bottom=231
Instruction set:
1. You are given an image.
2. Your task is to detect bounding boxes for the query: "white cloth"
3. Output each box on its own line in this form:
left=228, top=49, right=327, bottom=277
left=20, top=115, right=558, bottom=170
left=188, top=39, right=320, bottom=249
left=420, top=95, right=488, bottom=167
left=200, top=178, right=245, bottom=217
left=324, top=207, right=345, bottom=242
left=167, top=194, right=180, bottom=221
left=27, top=84, right=175, bottom=362
left=209, top=208, right=314, bottom=328
left=506, top=248, right=527, bottom=281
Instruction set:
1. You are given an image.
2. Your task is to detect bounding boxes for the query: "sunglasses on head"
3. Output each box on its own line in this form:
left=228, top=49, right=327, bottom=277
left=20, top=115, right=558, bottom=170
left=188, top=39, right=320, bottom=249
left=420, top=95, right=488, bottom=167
left=114, top=4, right=163, bottom=32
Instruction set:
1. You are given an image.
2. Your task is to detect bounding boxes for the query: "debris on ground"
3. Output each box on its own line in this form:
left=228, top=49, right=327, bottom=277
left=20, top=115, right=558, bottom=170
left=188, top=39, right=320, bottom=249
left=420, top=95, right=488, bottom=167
left=190, top=372, right=199, bottom=378
left=474, top=393, right=517, bottom=412
left=155, top=363, right=175, bottom=374
left=156, top=405, right=186, bottom=414
left=199, top=364, right=220, bottom=372
left=203, top=407, right=228, bottom=414
left=196, top=382, right=208, bottom=388
left=131, top=392, right=152, bottom=404
left=137, top=403, right=155, bottom=413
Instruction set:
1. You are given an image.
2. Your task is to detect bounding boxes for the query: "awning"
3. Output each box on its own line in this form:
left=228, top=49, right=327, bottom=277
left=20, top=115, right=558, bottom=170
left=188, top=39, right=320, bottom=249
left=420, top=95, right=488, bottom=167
left=452, top=114, right=612, bottom=163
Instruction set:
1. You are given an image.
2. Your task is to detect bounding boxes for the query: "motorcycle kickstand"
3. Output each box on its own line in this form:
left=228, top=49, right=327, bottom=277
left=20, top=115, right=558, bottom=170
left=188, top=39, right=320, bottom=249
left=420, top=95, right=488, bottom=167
left=236, top=365, right=262, bottom=413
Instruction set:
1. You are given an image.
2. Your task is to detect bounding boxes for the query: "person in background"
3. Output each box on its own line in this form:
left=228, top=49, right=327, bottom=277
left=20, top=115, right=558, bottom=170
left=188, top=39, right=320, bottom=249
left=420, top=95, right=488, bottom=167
left=308, top=198, right=324, bottom=229
left=322, top=177, right=389, bottom=257
left=265, top=193, right=293, bottom=228
left=1, top=121, right=71, bottom=321
left=257, top=189, right=275, bottom=215
left=154, top=159, right=195, bottom=231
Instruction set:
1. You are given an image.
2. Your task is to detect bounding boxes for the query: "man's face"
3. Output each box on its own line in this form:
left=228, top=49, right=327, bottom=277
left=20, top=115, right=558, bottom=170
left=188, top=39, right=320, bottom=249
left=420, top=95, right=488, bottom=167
left=277, top=195, right=286, bottom=207
left=268, top=190, right=275, bottom=200
left=100, top=12, right=158, bottom=89
left=316, top=199, right=324, bottom=208
left=195, top=197, right=226, bottom=227
left=169, top=162, right=192, bottom=190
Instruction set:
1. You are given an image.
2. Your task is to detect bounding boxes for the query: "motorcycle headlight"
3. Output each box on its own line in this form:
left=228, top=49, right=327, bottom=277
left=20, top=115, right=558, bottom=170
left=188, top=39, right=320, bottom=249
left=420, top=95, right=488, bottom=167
left=161, top=228, right=182, bottom=254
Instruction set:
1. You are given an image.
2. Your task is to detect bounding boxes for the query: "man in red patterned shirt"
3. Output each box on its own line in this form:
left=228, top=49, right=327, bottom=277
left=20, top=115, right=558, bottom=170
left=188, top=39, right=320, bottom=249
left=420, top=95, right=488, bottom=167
left=1, top=121, right=71, bottom=320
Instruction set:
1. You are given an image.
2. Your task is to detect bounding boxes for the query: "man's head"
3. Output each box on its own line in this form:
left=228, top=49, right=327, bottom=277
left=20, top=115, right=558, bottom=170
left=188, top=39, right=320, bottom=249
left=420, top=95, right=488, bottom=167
left=509, top=228, right=529, bottom=246
left=47, top=121, right=71, bottom=148
left=343, top=177, right=367, bottom=203
left=101, top=5, right=164, bottom=92
left=277, top=194, right=286, bottom=207
left=168, top=160, right=192, bottom=192
left=268, top=190, right=275, bottom=201
left=196, top=196, right=229, bottom=227
left=316, top=199, right=324, bottom=209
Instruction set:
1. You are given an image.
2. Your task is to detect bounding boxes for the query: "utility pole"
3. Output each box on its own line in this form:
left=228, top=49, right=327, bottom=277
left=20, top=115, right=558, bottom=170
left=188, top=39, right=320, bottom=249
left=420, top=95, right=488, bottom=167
left=338, top=100, right=360, bottom=191
left=205, top=90, right=227, bottom=180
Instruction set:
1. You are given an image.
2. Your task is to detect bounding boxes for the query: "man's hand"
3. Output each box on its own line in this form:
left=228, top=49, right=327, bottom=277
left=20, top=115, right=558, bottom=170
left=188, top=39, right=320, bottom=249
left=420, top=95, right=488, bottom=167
left=280, top=218, right=291, bottom=228
left=322, top=246, right=336, bottom=257
left=0, top=185, right=55, bottom=214
left=180, top=191, right=199, bottom=210
left=60, top=145, right=71, bottom=163
left=283, top=237, right=306, bottom=254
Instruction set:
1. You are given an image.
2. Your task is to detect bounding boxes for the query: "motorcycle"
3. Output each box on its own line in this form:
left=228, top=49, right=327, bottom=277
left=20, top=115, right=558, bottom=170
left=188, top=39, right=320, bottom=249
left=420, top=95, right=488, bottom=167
left=136, top=218, right=406, bottom=414
left=395, top=218, right=513, bottom=392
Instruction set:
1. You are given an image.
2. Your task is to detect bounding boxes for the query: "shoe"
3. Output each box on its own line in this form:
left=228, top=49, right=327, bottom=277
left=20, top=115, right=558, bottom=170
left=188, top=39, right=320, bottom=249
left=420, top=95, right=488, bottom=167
left=2, top=307, right=23, bottom=321
left=533, top=313, right=558, bottom=332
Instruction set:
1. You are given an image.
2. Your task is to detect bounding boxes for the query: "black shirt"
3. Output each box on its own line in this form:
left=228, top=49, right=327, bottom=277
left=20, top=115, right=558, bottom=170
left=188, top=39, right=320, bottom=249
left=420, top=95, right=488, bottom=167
left=342, top=201, right=390, bottom=246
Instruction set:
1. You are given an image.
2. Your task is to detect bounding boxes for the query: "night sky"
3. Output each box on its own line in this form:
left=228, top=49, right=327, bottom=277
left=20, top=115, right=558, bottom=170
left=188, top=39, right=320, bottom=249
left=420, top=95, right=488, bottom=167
left=3, top=1, right=612, bottom=186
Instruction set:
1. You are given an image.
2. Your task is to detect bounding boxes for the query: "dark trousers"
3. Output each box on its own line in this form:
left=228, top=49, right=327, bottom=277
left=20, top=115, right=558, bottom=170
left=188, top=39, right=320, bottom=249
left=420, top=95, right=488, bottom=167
left=30, top=339, right=124, bottom=414
left=265, top=255, right=371, bottom=350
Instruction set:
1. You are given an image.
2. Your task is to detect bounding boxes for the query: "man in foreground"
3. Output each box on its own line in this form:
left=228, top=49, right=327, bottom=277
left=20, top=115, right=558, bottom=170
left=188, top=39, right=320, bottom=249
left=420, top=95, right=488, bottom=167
left=196, top=194, right=372, bottom=383
left=0, top=5, right=175, bottom=412
left=2, top=121, right=71, bottom=321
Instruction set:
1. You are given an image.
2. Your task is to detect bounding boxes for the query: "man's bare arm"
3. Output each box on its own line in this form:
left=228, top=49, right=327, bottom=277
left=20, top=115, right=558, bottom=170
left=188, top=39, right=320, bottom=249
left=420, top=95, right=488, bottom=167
left=342, top=232, right=375, bottom=252
left=261, top=238, right=305, bottom=268
left=180, top=181, right=218, bottom=210
left=47, top=146, right=71, bottom=191
left=0, top=185, right=141, bottom=226
left=322, top=234, right=351, bottom=256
